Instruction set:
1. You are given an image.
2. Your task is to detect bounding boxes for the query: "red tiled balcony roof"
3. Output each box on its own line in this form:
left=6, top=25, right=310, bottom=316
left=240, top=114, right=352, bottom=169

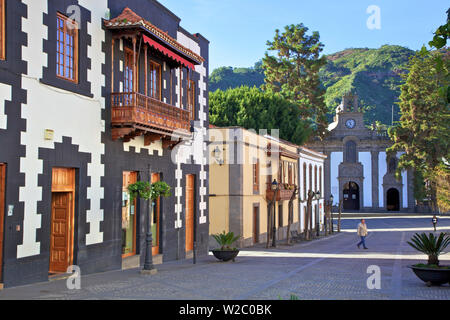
left=105, top=7, right=204, bottom=65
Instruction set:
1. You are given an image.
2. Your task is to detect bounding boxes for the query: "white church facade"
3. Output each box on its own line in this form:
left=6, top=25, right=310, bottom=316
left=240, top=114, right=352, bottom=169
left=308, top=94, right=415, bottom=213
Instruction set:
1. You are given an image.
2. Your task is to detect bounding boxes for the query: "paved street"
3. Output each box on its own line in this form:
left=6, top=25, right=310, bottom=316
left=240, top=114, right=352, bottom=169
left=0, top=215, right=449, bottom=300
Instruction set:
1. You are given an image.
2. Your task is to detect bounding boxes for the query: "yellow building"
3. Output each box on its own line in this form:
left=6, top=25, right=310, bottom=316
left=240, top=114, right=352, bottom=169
left=209, top=127, right=300, bottom=248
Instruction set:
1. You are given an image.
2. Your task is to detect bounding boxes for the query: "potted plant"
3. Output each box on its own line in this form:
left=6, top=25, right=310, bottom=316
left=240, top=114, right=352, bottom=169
left=211, top=231, right=240, bottom=262
left=128, top=181, right=171, bottom=203
left=407, top=232, right=450, bottom=286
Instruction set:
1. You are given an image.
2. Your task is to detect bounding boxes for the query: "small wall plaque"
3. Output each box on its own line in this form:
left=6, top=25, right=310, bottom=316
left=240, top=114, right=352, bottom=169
left=44, top=129, right=54, bottom=141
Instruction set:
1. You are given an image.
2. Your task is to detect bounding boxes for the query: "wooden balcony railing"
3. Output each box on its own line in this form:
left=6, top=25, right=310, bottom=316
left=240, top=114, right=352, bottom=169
left=266, top=184, right=297, bottom=201
left=111, top=92, right=191, bottom=141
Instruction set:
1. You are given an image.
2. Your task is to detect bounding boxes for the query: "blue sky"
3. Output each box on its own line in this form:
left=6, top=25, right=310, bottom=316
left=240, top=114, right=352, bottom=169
left=159, top=0, right=449, bottom=71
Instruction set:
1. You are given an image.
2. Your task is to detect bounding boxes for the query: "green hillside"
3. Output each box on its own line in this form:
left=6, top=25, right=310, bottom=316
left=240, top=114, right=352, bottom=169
left=209, top=61, right=265, bottom=92
left=209, top=45, right=416, bottom=125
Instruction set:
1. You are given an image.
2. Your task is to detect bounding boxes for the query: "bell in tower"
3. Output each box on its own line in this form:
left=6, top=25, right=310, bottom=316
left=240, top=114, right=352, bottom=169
left=342, top=92, right=358, bottom=112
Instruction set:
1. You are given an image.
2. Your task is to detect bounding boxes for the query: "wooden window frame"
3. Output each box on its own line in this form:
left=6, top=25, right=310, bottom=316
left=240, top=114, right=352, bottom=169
left=303, top=163, right=307, bottom=200
left=0, top=0, right=5, bottom=60
left=188, top=79, right=195, bottom=120
left=319, top=167, right=322, bottom=195
left=288, top=163, right=293, bottom=185
left=56, top=12, right=79, bottom=83
left=314, top=165, right=318, bottom=192
left=278, top=203, right=283, bottom=227
left=148, top=59, right=161, bottom=100
left=308, top=164, right=312, bottom=193
left=253, top=159, right=259, bottom=193
left=124, top=47, right=138, bottom=93
left=253, top=204, right=260, bottom=244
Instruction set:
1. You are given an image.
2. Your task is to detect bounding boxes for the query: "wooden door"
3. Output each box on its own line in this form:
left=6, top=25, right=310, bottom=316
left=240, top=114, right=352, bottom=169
left=122, top=171, right=137, bottom=258
left=185, top=175, right=195, bottom=252
left=151, top=173, right=160, bottom=256
left=49, top=192, right=72, bottom=273
left=50, top=168, right=75, bottom=274
left=343, top=181, right=360, bottom=211
left=253, top=206, right=259, bottom=244
left=0, top=164, right=5, bottom=281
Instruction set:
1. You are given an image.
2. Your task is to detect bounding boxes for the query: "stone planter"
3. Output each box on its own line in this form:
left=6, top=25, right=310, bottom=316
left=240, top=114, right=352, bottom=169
left=211, top=249, right=240, bottom=262
left=409, top=265, right=450, bottom=286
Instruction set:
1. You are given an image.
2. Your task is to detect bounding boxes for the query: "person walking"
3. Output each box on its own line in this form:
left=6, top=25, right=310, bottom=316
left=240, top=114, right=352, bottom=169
left=357, top=219, right=368, bottom=249
left=432, top=215, right=438, bottom=232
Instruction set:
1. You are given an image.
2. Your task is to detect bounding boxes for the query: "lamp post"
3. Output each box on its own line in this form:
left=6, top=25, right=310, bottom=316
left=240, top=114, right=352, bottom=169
left=271, top=179, right=278, bottom=248
left=141, top=167, right=157, bottom=275
left=315, top=191, right=321, bottom=237
left=142, top=200, right=156, bottom=272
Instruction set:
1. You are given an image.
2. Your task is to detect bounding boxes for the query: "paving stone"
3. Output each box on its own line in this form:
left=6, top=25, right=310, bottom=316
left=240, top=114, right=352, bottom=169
left=0, top=216, right=448, bottom=300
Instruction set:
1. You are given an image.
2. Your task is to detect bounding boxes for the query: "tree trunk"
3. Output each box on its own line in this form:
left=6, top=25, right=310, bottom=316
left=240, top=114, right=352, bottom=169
left=428, top=255, right=439, bottom=266
left=266, top=204, right=271, bottom=249
left=286, top=187, right=298, bottom=245
left=267, top=187, right=278, bottom=248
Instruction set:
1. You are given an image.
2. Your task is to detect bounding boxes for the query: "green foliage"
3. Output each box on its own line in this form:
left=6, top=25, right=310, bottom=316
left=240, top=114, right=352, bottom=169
left=209, top=45, right=415, bottom=127
left=128, top=181, right=172, bottom=202
left=407, top=233, right=450, bottom=266
left=209, top=86, right=313, bottom=145
left=435, top=163, right=450, bottom=212
left=387, top=50, right=450, bottom=208
left=429, top=9, right=449, bottom=50
left=212, top=231, right=240, bottom=250
left=262, top=23, right=328, bottom=139
left=320, top=45, right=415, bottom=125
left=210, top=62, right=265, bottom=92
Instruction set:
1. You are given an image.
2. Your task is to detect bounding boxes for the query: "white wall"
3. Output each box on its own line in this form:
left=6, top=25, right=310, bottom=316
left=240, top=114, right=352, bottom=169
left=298, top=151, right=326, bottom=232
left=378, top=151, right=387, bottom=208
left=18, top=0, right=107, bottom=258
left=123, top=136, right=163, bottom=156
left=173, top=32, right=208, bottom=226
left=330, top=152, right=343, bottom=204
left=359, top=152, right=372, bottom=207
left=397, top=152, right=408, bottom=209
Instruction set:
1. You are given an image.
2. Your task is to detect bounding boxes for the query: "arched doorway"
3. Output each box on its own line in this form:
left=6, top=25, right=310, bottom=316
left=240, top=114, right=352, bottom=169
left=343, top=181, right=360, bottom=210
left=386, top=188, right=400, bottom=211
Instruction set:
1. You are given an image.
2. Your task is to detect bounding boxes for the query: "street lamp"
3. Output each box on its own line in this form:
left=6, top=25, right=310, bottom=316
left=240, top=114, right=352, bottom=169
left=271, top=179, right=278, bottom=248
left=314, top=191, right=321, bottom=237
left=213, top=146, right=223, bottom=166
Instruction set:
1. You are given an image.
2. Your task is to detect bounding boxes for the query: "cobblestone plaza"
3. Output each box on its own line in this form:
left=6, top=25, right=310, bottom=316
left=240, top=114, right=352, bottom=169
left=0, top=215, right=448, bottom=300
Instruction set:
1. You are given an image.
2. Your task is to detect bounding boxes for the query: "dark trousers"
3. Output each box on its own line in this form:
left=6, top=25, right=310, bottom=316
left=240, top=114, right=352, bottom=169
left=357, top=236, right=367, bottom=248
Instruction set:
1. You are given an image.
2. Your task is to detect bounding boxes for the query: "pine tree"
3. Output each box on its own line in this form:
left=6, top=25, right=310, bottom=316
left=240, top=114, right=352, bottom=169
left=262, top=24, right=328, bottom=140
left=388, top=50, right=450, bottom=210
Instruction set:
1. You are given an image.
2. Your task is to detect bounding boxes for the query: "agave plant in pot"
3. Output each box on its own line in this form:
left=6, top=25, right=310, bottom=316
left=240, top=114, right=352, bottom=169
left=211, top=231, right=240, bottom=262
left=407, top=232, right=450, bottom=286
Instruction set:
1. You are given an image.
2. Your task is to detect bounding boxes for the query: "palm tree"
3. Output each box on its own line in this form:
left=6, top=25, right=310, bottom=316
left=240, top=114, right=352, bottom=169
left=407, top=232, right=450, bottom=266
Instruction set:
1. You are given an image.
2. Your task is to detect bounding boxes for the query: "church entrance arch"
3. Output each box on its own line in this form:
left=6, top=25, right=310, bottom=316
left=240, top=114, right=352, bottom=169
left=343, top=181, right=360, bottom=211
left=386, top=188, right=400, bottom=211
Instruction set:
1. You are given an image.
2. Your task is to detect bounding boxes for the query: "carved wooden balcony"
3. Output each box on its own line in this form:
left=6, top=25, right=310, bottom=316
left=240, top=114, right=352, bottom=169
left=266, top=184, right=297, bottom=201
left=111, top=92, right=191, bottom=144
